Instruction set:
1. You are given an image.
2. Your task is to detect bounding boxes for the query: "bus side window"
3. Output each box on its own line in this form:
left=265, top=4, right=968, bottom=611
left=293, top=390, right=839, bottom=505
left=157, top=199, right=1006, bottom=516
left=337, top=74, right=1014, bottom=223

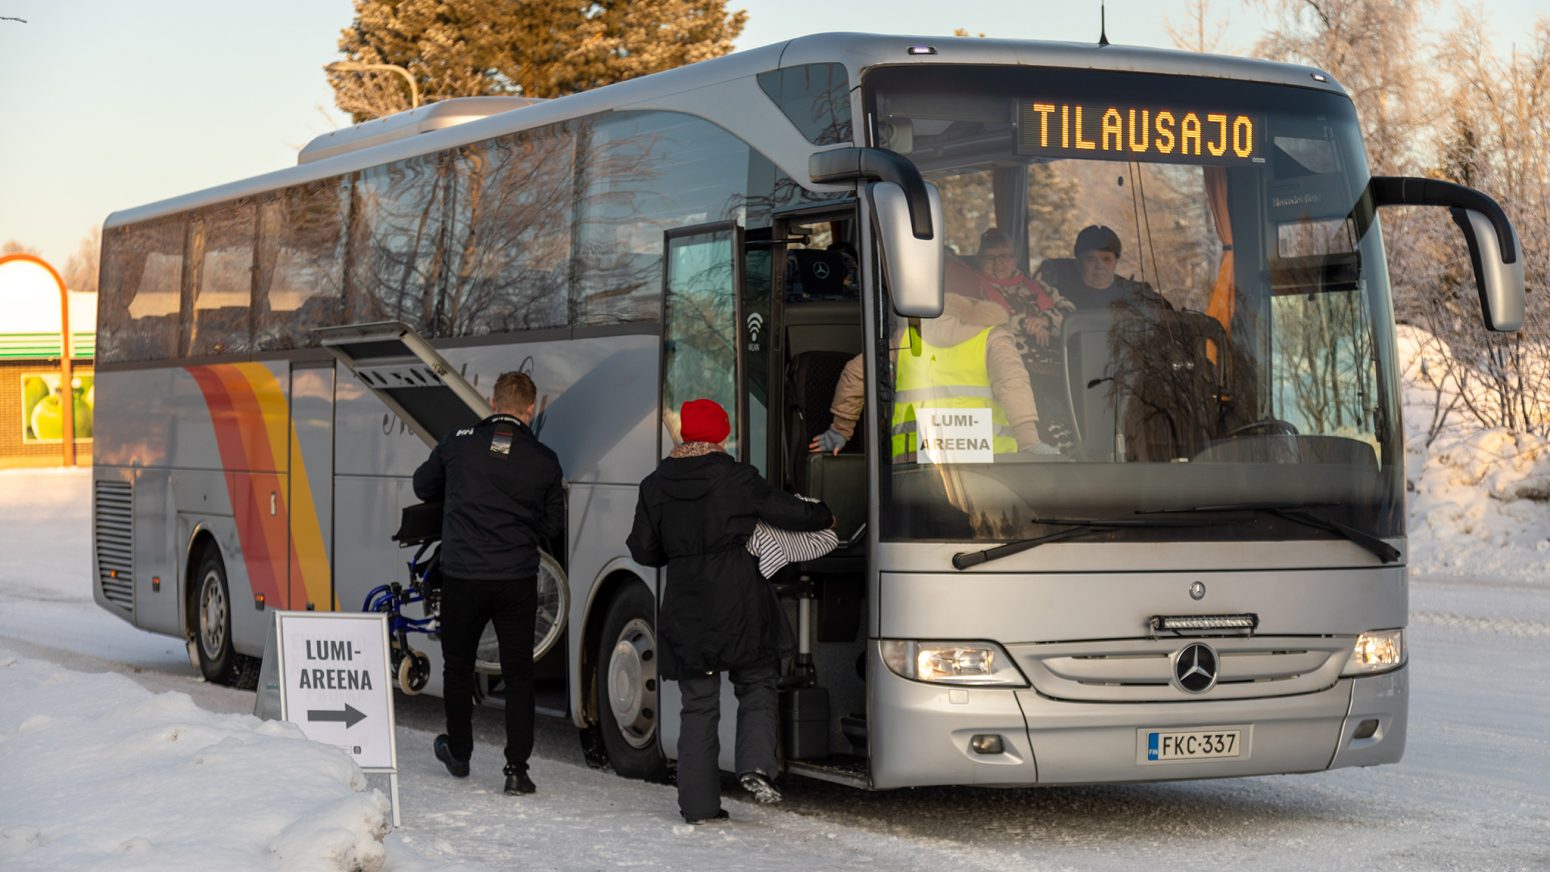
left=255, top=180, right=347, bottom=350
left=100, top=217, right=186, bottom=363
left=187, top=201, right=255, bottom=358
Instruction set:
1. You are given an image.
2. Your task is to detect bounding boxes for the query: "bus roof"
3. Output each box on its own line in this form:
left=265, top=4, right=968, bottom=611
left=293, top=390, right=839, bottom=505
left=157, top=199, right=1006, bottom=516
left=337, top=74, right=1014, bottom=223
left=104, top=32, right=1344, bottom=230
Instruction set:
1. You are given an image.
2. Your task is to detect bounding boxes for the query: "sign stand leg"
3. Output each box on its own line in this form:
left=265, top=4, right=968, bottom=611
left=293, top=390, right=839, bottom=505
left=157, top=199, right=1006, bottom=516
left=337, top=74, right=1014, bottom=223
left=389, top=771, right=401, bottom=828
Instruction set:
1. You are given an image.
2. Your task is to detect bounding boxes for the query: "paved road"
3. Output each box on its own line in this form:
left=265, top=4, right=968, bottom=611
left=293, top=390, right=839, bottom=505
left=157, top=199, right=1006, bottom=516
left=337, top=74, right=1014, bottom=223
left=4, top=573, right=1548, bottom=870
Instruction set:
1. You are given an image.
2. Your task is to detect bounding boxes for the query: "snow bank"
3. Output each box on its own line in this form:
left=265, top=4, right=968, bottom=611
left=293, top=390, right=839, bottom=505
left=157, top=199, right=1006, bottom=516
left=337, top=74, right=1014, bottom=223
left=1398, top=326, right=1550, bottom=580
left=0, top=650, right=392, bottom=872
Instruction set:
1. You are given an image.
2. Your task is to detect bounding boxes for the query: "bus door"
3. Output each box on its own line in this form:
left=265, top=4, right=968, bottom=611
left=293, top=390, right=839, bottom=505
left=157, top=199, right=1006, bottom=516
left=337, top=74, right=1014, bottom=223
left=770, top=206, right=872, bottom=773
left=288, top=361, right=336, bottom=611
left=770, top=206, right=866, bottom=539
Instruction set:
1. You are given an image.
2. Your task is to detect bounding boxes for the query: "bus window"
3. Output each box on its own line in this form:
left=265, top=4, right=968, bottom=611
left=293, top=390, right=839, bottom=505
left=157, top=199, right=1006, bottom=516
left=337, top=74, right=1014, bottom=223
left=573, top=112, right=749, bottom=327
left=187, top=201, right=255, bottom=358
left=99, top=216, right=184, bottom=362
left=756, top=62, right=853, bottom=146
left=255, top=179, right=346, bottom=350
left=350, top=152, right=449, bottom=337
left=442, top=124, right=576, bottom=337
left=661, top=226, right=738, bottom=451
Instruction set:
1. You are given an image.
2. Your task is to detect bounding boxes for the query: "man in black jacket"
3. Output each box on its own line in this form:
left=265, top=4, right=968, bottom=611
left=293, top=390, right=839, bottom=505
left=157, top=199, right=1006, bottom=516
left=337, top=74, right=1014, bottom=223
left=627, top=398, right=832, bottom=824
left=413, top=370, right=563, bottom=796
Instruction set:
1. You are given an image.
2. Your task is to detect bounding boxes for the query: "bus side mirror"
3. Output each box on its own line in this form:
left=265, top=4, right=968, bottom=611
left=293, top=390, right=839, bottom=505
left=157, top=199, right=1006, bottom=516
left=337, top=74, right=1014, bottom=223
left=871, top=180, right=944, bottom=318
left=1450, top=207, right=1525, bottom=332
left=1370, top=176, right=1525, bottom=332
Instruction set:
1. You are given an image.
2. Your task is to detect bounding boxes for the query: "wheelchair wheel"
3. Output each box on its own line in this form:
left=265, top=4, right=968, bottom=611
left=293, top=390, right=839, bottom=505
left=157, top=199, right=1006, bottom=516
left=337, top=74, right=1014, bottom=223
left=474, top=550, right=570, bottom=672
left=398, top=648, right=431, bottom=695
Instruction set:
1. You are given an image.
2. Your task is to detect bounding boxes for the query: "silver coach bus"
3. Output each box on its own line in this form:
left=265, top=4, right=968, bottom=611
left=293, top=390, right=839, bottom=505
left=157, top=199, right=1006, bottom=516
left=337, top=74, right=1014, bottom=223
left=92, top=33, right=1524, bottom=789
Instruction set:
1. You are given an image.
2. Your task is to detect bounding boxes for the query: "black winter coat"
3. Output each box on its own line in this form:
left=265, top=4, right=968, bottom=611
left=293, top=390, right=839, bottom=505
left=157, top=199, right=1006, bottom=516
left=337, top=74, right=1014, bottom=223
left=627, top=451, right=831, bottom=679
left=412, top=414, right=564, bottom=580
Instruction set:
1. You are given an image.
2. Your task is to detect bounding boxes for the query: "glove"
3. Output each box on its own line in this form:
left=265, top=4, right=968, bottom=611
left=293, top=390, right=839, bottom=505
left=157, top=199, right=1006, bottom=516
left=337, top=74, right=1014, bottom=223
left=813, top=428, right=848, bottom=455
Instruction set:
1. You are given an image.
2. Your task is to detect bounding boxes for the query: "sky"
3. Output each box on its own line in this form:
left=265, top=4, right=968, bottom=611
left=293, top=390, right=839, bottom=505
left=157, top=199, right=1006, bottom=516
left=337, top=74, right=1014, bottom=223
left=0, top=0, right=1543, bottom=278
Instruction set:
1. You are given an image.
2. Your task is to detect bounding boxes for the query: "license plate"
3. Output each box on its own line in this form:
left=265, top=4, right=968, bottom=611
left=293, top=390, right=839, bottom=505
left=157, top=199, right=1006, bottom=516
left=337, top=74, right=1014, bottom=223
left=1142, top=729, right=1242, bottom=762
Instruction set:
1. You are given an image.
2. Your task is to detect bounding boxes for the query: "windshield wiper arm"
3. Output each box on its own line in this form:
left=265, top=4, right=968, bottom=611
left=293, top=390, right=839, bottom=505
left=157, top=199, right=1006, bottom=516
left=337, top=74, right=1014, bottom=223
left=951, top=516, right=1239, bottom=570
left=1137, top=502, right=1400, bottom=564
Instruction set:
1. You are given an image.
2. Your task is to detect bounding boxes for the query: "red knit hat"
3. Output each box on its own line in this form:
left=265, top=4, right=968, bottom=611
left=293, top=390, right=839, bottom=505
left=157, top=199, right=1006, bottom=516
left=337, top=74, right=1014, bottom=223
left=679, top=398, right=731, bottom=444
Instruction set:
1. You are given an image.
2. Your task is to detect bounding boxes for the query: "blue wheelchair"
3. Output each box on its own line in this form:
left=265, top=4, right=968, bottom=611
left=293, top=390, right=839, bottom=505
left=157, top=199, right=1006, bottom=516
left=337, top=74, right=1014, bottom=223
left=364, top=502, right=569, bottom=695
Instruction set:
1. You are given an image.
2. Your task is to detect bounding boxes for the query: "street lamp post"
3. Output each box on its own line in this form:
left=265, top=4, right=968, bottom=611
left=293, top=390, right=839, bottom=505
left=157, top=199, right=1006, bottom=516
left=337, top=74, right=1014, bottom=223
left=326, top=61, right=421, bottom=110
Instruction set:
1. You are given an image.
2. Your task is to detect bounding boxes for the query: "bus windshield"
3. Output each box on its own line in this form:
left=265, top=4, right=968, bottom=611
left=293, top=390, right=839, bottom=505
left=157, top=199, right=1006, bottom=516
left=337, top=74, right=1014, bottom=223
left=865, top=66, right=1403, bottom=544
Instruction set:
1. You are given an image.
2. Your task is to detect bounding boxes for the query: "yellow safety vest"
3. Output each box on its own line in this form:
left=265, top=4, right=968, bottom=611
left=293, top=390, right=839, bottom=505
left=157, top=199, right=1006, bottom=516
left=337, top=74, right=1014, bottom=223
left=890, top=327, right=1019, bottom=460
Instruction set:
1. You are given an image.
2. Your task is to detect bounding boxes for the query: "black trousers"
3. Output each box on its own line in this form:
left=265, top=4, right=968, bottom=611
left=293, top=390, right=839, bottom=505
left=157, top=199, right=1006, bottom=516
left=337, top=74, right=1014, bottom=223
left=440, top=574, right=536, bottom=773
left=675, top=661, right=780, bottom=819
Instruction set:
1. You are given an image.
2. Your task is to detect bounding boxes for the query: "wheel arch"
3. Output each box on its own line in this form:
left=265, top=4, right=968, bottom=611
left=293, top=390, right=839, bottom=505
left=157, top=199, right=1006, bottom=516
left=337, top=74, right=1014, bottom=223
left=181, top=524, right=218, bottom=644
left=578, top=568, right=655, bottom=727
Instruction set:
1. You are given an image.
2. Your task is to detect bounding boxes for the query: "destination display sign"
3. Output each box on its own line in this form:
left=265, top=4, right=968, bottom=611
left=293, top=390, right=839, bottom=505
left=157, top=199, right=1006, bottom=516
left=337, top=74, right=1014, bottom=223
left=1017, top=100, right=1264, bottom=165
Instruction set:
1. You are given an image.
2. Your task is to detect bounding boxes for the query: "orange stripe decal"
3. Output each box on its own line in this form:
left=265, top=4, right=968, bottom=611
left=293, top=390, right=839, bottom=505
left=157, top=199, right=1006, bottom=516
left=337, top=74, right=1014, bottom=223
left=187, top=363, right=335, bottom=611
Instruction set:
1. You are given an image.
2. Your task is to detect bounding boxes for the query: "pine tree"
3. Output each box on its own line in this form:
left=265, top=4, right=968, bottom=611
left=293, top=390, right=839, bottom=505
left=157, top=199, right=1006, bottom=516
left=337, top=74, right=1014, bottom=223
left=328, top=0, right=747, bottom=122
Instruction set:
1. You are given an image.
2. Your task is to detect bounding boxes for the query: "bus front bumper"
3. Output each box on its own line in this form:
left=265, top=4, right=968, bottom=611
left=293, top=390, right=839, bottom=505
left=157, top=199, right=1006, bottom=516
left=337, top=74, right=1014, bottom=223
left=867, top=645, right=1407, bottom=789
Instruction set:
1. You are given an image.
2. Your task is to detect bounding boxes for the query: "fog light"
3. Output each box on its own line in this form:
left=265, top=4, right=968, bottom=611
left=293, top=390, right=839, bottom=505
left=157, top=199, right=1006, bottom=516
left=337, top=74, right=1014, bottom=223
left=1353, top=719, right=1379, bottom=739
left=970, top=734, right=1004, bottom=755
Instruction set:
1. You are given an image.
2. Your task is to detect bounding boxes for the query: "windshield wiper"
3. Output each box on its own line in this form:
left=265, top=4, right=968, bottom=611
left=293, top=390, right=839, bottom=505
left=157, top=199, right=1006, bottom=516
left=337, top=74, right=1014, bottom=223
left=951, top=516, right=1240, bottom=570
left=1137, top=501, right=1400, bottom=564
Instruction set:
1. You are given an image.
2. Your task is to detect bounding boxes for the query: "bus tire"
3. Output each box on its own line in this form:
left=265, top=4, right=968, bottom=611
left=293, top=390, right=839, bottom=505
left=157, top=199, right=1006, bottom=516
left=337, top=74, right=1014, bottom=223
left=193, top=546, right=237, bottom=685
left=595, top=583, right=669, bottom=782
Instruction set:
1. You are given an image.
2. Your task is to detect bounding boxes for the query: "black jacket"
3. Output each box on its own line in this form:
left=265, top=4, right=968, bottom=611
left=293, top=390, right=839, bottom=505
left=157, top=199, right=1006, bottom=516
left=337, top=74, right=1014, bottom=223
left=413, top=414, right=564, bottom=580
left=627, top=451, right=831, bottom=679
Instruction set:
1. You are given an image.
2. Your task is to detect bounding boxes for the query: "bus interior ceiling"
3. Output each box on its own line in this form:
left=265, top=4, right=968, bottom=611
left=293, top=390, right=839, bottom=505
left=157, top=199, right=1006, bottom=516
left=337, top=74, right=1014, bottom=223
left=774, top=213, right=870, bottom=762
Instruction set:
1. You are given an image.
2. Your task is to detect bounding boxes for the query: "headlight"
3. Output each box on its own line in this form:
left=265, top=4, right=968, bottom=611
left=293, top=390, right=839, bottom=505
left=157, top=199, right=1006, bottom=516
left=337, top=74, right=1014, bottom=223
left=1341, top=629, right=1406, bottom=676
left=878, top=640, right=1028, bottom=686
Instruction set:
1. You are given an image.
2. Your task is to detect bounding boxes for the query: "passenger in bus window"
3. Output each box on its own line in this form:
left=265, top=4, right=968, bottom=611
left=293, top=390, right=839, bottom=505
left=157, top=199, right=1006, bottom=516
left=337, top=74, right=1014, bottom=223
left=808, top=288, right=1051, bottom=459
left=413, top=371, right=564, bottom=798
left=1035, top=225, right=1172, bottom=312
left=972, top=228, right=1073, bottom=346
left=972, top=228, right=1080, bottom=454
left=627, top=398, right=833, bottom=824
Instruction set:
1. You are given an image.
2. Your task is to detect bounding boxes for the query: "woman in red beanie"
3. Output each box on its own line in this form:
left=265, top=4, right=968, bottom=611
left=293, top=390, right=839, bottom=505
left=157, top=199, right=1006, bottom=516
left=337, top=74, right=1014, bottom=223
left=627, top=398, right=833, bottom=824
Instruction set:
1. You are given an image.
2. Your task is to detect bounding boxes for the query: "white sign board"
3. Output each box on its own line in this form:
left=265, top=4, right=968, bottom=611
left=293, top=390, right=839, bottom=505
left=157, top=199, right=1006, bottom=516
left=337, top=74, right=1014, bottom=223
left=256, top=612, right=398, bottom=772
left=915, top=407, right=994, bottom=464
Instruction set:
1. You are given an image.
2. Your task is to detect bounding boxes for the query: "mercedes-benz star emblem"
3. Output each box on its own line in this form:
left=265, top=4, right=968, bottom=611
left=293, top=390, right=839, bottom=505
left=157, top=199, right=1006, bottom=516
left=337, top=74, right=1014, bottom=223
left=1190, top=581, right=1207, bottom=600
left=1172, top=643, right=1218, bottom=694
left=811, top=261, right=832, bottom=280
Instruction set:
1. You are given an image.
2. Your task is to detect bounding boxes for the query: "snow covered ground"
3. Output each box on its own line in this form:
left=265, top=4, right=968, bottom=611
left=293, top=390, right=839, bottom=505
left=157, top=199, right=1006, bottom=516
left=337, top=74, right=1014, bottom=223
left=2, top=411, right=1549, bottom=871
left=1399, top=325, right=1550, bottom=581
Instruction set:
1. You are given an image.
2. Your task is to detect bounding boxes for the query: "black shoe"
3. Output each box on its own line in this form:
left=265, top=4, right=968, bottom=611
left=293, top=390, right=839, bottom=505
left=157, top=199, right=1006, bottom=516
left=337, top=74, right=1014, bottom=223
left=738, top=771, right=783, bottom=804
left=434, top=734, right=469, bottom=778
left=503, top=768, right=536, bottom=795
left=683, top=809, right=730, bottom=825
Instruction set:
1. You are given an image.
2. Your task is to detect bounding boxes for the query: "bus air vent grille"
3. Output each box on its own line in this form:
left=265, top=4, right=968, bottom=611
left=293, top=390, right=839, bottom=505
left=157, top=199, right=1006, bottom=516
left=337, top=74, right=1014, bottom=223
left=93, top=480, right=134, bottom=613
left=1006, top=637, right=1351, bottom=702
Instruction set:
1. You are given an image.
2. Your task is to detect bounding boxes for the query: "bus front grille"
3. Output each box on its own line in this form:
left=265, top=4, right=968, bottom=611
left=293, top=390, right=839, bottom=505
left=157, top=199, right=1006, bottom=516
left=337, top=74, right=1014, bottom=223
left=93, top=480, right=134, bottom=613
left=1006, top=636, right=1351, bottom=702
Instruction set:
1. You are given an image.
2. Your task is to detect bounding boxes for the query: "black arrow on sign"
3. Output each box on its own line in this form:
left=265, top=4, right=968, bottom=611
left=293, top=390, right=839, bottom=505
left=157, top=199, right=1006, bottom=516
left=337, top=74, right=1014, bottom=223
left=307, top=704, right=366, bottom=728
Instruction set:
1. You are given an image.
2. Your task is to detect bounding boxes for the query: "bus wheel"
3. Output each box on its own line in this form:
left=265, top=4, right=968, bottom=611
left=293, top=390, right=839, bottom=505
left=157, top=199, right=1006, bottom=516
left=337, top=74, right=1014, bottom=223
left=595, top=584, right=668, bottom=781
left=194, top=547, right=236, bottom=685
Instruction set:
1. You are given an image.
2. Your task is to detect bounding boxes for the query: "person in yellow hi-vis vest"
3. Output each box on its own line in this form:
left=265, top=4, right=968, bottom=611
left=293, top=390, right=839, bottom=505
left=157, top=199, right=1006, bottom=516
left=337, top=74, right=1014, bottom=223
left=809, top=290, right=1050, bottom=460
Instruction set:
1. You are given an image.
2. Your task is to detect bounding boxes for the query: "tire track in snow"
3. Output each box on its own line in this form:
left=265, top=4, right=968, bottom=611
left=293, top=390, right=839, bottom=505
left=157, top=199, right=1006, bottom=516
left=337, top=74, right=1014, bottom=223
left=1411, top=610, right=1550, bottom=638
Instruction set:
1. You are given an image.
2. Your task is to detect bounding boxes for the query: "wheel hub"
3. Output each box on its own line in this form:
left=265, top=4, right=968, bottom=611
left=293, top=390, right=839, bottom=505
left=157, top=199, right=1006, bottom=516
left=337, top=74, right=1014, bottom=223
left=198, top=569, right=226, bottom=659
left=606, top=618, right=657, bottom=749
